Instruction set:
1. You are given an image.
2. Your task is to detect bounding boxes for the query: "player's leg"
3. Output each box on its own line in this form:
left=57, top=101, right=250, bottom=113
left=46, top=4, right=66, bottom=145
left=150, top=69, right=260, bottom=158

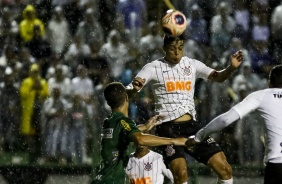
left=169, top=157, right=188, bottom=184
left=207, top=151, right=233, bottom=184
left=187, top=134, right=233, bottom=184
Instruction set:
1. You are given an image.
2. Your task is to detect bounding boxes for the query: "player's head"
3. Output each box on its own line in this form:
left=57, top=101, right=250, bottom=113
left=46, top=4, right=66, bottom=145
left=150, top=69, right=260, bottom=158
left=163, top=34, right=186, bottom=64
left=104, top=82, right=128, bottom=109
left=135, top=145, right=149, bottom=153
left=269, top=65, right=282, bottom=88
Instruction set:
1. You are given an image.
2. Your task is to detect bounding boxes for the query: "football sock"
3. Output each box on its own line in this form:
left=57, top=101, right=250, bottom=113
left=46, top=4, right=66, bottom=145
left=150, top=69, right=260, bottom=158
left=217, top=177, right=233, bottom=184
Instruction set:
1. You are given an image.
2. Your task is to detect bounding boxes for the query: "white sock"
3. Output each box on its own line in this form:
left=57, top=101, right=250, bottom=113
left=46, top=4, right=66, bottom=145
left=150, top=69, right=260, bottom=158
left=217, top=177, right=233, bottom=184
left=181, top=182, right=188, bottom=184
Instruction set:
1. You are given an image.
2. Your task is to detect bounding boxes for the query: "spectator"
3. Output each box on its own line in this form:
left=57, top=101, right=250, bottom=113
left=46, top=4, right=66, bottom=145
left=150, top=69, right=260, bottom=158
left=63, top=0, right=84, bottom=35
left=76, top=8, right=104, bottom=44
left=19, top=4, right=45, bottom=43
left=42, top=87, right=70, bottom=164
left=17, top=47, right=35, bottom=82
left=25, top=25, right=52, bottom=77
left=71, top=64, right=94, bottom=107
left=271, top=1, right=282, bottom=64
left=20, top=63, right=49, bottom=163
left=250, top=41, right=274, bottom=78
left=220, top=37, right=251, bottom=78
left=64, top=34, right=90, bottom=73
left=0, top=45, right=20, bottom=82
left=210, top=2, right=236, bottom=59
left=99, top=30, right=129, bottom=81
left=0, top=7, right=19, bottom=54
left=116, top=0, right=147, bottom=46
left=81, top=40, right=109, bottom=87
left=252, top=13, right=270, bottom=44
left=186, top=4, right=209, bottom=46
left=139, top=21, right=163, bottom=62
left=45, top=54, right=72, bottom=80
left=48, top=65, right=72, bottom=99
left=0, top=68, right=21, bottom=152
left=114, top=16, right=130, bottom=45
left=46, top=6, right=70, bottom=55
left=68, top=94, right=89, bottom=164
left=232, top=0, right=251, bottom=46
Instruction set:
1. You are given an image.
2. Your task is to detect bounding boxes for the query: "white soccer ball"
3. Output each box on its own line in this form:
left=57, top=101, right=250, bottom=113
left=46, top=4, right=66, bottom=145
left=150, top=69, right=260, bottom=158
left=161, top=9, right=187, bottom=37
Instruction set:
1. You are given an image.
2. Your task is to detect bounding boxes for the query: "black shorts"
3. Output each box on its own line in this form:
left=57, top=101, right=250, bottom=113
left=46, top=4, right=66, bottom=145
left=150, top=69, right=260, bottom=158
left=264, top=162, right=282, bottom=184
left=155, top=120, right=222, bottom=165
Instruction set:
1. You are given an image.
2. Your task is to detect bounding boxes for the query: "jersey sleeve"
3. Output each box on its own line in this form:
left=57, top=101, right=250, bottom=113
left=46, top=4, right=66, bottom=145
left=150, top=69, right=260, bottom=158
left=160, top=159, right=174, bottom=182
left=119, top=117, right=141, bottom=139
left=135, top=63, right=155, bottom=87
left=193, top=59, right=214, bottom=79
left=232, top=90, right=264, bottom=119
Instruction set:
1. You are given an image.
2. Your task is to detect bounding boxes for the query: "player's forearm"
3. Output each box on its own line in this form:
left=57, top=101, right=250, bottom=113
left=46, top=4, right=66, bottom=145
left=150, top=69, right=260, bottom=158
left=208, top=65, right=236, bottom=82
left=195, top=109, right=240, bottom=142
left=137, top=124, right=148, bottom=132
left=136, top=133, right=186, bottom=146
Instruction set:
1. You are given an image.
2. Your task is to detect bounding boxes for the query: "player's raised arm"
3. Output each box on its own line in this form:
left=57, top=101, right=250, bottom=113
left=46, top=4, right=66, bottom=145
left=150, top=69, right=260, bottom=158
left=126, top=77, right=146, bottom=98
left=137, top=115, right=164, bottom=132
left=208, top=50, right=244, bottom=82
left=185, top=109, right=240, bottom=148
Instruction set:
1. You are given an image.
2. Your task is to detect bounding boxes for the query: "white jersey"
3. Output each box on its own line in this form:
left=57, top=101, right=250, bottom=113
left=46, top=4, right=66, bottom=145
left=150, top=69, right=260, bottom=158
left=125, top=150, right=173, bottom=184
left=133, top=57, right=213, bottom=122
left=232, top=88, right=282, bottom=163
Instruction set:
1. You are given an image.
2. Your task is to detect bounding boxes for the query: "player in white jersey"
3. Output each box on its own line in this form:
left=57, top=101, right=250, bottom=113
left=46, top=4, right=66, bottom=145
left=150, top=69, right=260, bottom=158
left=127, top=34, right=243, bottom=184
left=186, top=65, right=282, bottom=184
left=126, top=145, right=173, bottom=184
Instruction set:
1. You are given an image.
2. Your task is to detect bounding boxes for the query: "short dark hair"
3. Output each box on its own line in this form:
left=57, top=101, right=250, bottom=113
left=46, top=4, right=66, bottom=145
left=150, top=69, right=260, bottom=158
left=104, top=82, right=127, bottom=108
left=269, top=65, right=282, bottom=88
left=163, top=33, right=187, bottom=46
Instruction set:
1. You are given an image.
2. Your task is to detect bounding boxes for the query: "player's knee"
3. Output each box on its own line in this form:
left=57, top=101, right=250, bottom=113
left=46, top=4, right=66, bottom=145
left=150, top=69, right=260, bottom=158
left=173, top=169, right=188, bottom=184
left=218, top=162, right=232, bottom=179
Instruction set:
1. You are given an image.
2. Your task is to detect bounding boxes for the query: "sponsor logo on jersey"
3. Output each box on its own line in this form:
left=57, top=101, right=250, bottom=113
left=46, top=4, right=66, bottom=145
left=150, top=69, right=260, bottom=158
left=121, top=120, right=131, bottom=131
left=165, top=80, right=191, bottom=92
left=206, top=137, right=216, bottom=144
left=165, top=145, right=175, bottom=157
left=101, top=128, right=113, bottom=138
left=273, top=93, right=282, bottom=98
left=112, top=151, right=119, bottom=157
left=144, top=162, right=153, bottom=171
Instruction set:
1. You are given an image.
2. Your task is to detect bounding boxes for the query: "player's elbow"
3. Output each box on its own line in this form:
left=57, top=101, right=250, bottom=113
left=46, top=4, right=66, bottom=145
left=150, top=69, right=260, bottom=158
left=132, top=133, right=147, bottom=146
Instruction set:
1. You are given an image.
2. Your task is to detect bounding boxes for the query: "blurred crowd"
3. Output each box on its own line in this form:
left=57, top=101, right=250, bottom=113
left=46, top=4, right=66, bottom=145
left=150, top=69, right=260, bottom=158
left=0, top=0, right=282, bottom=168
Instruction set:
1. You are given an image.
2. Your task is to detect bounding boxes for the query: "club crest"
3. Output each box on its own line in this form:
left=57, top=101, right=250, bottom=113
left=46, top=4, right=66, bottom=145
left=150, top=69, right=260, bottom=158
left=144, top=162, right=153, bottom=171
left=182, top=66, right=192, bottom=76
left=165, top=145, right=175, bottom=157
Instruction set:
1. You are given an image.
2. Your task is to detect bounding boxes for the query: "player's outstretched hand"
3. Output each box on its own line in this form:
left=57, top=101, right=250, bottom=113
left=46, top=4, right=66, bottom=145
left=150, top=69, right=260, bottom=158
left=132, top=77, right=146, bottom=91
left=230, top=50, right=244, bottom=68
left=145, top=115, right=164, bottom=131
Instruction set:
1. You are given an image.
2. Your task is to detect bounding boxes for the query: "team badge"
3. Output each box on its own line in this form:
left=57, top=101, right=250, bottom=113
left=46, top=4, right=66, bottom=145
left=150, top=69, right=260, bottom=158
left=144, top=162, right=153, bottom=171
left=112, top=151, right=119, bottom=161
left=181, top=66, right=192, bottom=76
left=165, top=145, right=175, bottom=157
left=121, top=120, right=131, bottom=131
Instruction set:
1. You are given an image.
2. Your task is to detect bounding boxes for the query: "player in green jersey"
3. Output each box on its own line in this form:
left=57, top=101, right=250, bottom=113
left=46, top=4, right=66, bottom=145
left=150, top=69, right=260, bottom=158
left=91, top=82, right=187, bottom=184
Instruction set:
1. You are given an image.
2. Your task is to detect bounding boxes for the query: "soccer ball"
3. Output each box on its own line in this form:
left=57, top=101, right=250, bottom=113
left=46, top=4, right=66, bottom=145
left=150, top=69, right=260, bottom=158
left=161, top=9, right=187, bottom=37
